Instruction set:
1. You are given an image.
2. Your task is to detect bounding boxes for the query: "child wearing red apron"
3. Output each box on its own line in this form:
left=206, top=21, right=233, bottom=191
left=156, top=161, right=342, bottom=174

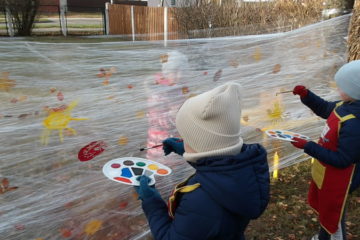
left=291, top=60, right=360, bottom=240
left=135, top=83, right=270, bottom=240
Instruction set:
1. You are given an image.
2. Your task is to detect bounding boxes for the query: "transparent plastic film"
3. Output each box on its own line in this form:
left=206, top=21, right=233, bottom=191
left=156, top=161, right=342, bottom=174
left=0, top=14, right=350, bottom=240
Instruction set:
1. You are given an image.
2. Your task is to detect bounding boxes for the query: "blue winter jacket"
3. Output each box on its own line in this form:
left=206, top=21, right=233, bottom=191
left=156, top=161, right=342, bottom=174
left=301, top=91, right=360, bottom=192
left=141, top=144, right=270, bottom=240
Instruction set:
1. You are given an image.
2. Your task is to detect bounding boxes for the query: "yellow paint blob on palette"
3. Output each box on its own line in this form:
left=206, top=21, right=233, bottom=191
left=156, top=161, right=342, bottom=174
left=265, top=129, right=311, bottom=142
left=102, top=157, right=172, bottom=186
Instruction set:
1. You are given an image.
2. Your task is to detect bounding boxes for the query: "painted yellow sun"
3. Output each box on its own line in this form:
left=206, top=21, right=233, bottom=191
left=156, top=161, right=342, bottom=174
left=41, top=101, right=88, bottom=145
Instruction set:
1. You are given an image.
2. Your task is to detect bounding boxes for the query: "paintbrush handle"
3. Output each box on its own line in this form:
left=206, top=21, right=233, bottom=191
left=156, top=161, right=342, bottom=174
left=139, top=144, right=163, bottom=151
left=276, top=90, right=294, bottom=96
left=139, top=139, right=183, bottom=151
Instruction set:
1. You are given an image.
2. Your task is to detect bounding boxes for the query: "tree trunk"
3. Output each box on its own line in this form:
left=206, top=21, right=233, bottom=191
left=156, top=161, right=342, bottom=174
left=348, top=0, right=360, bottom=61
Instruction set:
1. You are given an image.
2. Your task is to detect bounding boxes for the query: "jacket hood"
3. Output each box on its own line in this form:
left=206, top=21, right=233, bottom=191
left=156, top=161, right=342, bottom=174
left=190, top=144, right=269, bottom=219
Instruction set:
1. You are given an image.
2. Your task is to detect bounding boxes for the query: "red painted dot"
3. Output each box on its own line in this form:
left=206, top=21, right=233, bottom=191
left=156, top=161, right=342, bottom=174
left=14, top=224, right=25, bottom=231
left=111, top=163, right=121, bottom=168
left=119, top=201, right=128, bottom=209
left=60, top=228, right=72, bottom=238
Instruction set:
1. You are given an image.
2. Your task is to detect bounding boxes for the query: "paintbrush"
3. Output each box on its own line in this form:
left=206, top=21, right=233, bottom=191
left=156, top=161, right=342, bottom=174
left=139, top=144, right=164, bottom=151
left=139, top=139, right=183, bottom=151
left=275, top=90, right=293, bottom=96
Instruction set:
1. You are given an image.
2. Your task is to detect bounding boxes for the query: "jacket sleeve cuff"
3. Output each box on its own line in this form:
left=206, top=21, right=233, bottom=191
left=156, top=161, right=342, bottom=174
left=141, top=194, right=168, bottom=217
left=304, top=141, right=318, bottom=157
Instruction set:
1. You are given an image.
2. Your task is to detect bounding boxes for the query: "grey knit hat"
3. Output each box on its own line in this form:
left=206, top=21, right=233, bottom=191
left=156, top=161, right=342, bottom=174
left=175, top=82, right=243, bottom=162
left=335, top=60, right=360, bottom=100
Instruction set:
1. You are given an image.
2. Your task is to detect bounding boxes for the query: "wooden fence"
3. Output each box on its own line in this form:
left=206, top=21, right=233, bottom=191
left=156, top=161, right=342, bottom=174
left=108, top=4, right=181, bottom=40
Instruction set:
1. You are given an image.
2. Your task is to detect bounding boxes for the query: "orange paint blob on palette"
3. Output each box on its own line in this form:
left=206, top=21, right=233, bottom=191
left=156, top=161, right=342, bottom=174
left=103, top=157, right=172, bottom=186
left=157, top=169, right=168, bottom=175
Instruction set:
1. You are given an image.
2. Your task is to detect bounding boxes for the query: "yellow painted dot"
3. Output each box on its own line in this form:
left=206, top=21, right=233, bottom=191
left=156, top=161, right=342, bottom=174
left=118, top=136, right=128, bottom=145
left=182, top=87, right=189, bottom=95
left=252, top=47, right=262, bottom=62
left=148, top=164, right=159, bottom=170
left=18, top=96, right=28, bottom=102
left=84, top=219, right=102, bottom=236
left=136, top=111, right=145, bottom=119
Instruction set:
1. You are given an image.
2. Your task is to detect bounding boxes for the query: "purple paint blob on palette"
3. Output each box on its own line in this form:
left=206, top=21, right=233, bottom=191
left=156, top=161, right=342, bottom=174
left=102, top=157, right=172, bottom=186
left=265, top=129, right=311, bottom=142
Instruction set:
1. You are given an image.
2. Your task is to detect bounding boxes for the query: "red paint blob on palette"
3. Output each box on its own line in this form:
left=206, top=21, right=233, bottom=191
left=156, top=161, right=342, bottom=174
left=78, top=141, right=107, bottom=162
left=111, top=163, right=121, bottom=168
left=114, top=177, right=132, bottom=184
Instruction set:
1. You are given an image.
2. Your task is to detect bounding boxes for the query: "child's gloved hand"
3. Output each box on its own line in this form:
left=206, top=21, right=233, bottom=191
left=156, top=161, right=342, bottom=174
left=293, top=85, right=309, bottom=98
left=291, top=137, right=309, bottom=149
left=162, top=138, right=185, bottom=156
left=134, top=175, right=161, bottom=200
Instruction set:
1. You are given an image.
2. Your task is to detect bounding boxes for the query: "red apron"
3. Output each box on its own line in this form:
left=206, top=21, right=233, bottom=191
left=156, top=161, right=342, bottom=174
left=308, top=102, right=356, bottom=234
left=167, top=175, right=200, bottom=219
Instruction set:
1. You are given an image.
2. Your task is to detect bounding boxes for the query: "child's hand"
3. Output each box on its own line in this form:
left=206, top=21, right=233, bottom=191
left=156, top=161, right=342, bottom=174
left=293, top=85, right=308, bottom=98
left=291, top=137, right=309, bottom=149
left=162, top=138, right=185, bottom=156
left=134, top=175, right=161, bottom=200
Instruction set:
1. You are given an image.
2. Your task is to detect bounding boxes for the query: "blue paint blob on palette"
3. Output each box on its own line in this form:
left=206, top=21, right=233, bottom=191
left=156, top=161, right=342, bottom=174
left=102, top=157, right=172, bottom=186
left=265, top=129, right=311, bottom=142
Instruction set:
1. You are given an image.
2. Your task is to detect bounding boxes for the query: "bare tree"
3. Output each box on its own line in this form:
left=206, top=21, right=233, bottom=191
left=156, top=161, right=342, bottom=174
left=0, top=0, right=40, bottom=36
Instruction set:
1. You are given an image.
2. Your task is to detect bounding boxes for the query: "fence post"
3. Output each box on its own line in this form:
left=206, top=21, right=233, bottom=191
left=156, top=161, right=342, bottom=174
left=5, top=7, right=14, bottom=37
left=131, top=6, right=135, bottom=41
left=164, top=7, right=168, bottom=47
left=105, top=2, right=110, bottom=35
left=59, top=0, right=67, bottom=36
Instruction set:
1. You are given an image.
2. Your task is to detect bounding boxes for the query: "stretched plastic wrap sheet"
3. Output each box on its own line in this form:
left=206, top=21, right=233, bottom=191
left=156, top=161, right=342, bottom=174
left=0, top=14, right=350, bottom=240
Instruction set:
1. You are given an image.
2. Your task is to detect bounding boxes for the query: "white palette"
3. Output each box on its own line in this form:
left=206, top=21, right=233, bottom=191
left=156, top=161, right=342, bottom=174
left=102, top=157, right=172, bottom=186
left=265, top=129, right=311, bottom=142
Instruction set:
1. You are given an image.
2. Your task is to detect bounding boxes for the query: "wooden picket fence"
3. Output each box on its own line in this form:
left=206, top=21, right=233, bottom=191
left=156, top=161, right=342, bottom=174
left=108, top=4, right=182, bottom=40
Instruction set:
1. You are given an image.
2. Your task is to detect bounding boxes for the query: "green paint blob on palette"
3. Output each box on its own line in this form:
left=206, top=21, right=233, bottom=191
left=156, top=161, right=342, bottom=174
left=102, top=157, right=172, bottom=186
left=265, top=129, right=311, bottom=142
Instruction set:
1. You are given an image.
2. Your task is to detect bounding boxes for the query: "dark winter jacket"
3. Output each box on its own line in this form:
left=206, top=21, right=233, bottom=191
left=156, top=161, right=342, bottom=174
left=141, top=144, right=270, bottom=240
left=301, top=91, right=360, bottom=192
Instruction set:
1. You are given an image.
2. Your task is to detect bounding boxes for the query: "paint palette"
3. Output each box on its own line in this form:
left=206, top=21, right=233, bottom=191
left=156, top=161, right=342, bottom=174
left=265, top=129, right=311, bottom=142
left=102, top=157, right=172, bottom=186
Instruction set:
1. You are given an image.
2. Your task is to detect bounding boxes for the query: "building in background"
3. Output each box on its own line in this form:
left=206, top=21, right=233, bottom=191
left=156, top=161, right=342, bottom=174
left=148, top=0, right=179, bottom=7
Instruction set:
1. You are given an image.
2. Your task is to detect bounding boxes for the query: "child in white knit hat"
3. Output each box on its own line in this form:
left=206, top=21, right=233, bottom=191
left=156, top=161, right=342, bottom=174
left=135, top=82, right=270, bottom=240
left=291, top=60, right=360, bottom=240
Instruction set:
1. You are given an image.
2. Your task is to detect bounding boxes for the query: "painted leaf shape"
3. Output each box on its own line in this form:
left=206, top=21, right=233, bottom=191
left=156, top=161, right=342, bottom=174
left=78, top=141, right=107, bottom=162
left=2, top=178, right=9, bottom=188
left=57, top=91, right=64, bottom=101
left=272, top=64, right=281, bottom=74
left=213, top=69, right=222, bottom=82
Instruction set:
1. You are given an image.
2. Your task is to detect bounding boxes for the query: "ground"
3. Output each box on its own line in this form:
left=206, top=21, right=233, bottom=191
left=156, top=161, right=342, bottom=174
left=245, top=160, right=360, bottom=240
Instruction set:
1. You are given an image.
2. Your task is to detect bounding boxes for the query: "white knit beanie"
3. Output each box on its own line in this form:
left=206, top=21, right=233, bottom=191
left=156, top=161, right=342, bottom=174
left=335, top=60, right=360, bottom=100
left=176, top=82, right=244, bottom=162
